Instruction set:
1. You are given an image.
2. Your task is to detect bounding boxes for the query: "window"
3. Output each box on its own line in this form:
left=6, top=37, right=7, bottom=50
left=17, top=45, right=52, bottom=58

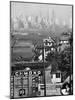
left=56, top=73, right=60, bottom=78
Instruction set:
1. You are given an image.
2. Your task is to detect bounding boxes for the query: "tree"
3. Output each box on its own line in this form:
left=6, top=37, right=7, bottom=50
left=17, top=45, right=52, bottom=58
left=45, top=51, right=60, bottom=72
left=58, top=43, right=72, bottom=76
left=59, top=32, right=73, bottom=74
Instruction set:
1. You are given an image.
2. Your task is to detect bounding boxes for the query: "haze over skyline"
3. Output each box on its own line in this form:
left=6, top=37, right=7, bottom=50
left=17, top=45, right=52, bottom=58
left=11, top=2, right=72, bottom=25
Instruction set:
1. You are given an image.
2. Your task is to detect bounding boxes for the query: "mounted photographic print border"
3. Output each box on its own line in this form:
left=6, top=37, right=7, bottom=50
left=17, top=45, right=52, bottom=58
left=10, top=1, right=73, bottom=99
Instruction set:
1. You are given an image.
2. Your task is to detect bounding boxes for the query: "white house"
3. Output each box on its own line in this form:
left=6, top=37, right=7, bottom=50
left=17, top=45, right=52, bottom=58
left=43, top=37, right=54, bottom=47
left=38, top=37, right=55, bottom=61
left=58, top=35, right=70, bottom=52
left=51, top=71, right=61, bottom=83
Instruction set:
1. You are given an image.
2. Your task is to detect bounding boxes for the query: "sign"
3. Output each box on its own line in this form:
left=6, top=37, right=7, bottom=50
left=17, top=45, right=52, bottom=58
left=19, top=89, right=25, bottom=96
left=14, top=70, right=42, bottom=77
left=15, top=71, right=29, bottom=77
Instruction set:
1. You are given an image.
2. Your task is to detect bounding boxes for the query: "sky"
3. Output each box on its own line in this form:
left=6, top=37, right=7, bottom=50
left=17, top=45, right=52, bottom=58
left=11, top=2, right=72, bottom=25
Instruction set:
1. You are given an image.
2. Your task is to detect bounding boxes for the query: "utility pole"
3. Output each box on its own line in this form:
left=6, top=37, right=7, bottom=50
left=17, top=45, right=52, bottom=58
left=35, top=44, right=46, bottom=96
left=42, top=45, right=46, bottom=96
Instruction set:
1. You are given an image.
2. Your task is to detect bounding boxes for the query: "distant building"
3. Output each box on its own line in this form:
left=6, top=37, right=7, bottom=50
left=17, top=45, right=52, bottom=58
left=13, top=18, right=19, bottom=30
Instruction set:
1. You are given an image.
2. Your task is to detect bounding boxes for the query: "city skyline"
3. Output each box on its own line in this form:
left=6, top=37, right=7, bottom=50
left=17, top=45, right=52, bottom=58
left=11, top=2, right=72, bottom=26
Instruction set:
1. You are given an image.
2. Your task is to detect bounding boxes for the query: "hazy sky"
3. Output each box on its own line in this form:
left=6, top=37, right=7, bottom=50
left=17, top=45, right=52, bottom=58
left=11, top=2, right=72, bottom=23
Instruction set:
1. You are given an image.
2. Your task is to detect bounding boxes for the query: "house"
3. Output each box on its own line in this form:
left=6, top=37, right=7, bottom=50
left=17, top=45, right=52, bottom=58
left=38, top=37, right=55, bottom=61
left=43, top=37, right=54, bottom=47
left=58, top=34, right=70, bottom=52
left=45, top=65, right=61, bottom=84
left=51, top=71, right=61, bottom=83
left=43, top=36, right=56, bottom=52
